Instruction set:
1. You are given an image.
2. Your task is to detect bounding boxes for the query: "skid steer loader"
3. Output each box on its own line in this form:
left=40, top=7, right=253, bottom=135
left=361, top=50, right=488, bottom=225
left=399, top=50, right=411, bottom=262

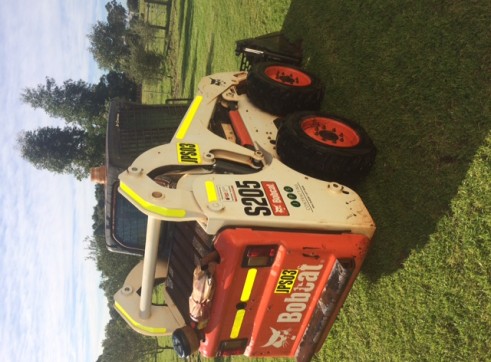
left=111, top=34, right=376, bottom=362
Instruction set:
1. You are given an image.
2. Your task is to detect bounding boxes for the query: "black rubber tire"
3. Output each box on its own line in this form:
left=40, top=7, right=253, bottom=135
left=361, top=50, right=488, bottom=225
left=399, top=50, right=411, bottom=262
left=276, top=111, right=376, bottom=184
left=247, top=62, right=324, bottom=116
left=172, top=326, right=199, bottom=358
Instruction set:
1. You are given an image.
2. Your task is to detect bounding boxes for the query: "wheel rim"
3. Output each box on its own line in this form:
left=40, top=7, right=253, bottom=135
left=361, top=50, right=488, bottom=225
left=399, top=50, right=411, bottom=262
left=301, top=116, right=360, bottom=148
left=264, top=65, right=312, bottom=87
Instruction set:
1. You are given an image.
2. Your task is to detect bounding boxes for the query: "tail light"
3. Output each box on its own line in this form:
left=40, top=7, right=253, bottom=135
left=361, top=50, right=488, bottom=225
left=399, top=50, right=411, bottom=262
left=242, top=245, right=278, bottom=267
left=217, top=339, right=248, bottom=356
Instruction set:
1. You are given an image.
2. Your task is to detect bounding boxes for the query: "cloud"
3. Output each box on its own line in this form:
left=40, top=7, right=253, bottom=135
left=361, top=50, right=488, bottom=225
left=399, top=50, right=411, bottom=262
left=0, top=0, right=110, bottom=361
left=0, top=171, right=106, bottom=361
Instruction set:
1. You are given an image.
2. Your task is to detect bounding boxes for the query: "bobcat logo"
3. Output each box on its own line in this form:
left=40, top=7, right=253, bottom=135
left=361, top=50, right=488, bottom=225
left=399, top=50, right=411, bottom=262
left=262, top=327, right=295, bottom=348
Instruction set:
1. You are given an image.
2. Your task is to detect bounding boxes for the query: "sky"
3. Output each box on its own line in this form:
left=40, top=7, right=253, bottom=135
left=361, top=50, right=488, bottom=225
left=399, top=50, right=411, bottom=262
left=0, top=1, right=111, bottom=361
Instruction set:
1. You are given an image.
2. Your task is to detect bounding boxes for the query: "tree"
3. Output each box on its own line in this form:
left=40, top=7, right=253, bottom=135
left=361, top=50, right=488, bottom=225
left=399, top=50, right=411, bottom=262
left=124, top=19, right=164, bottom=82
left=97, top=316, right=175, bottom=362
left=88, top=1, right=165, bottom=81
left=124, top=43, right=164, bottom=82
left=21, top=71, right=137, bottom=132
left=88, top=0, right=130, bottom=71
left=17, top=126, right=104, bottom=180
left=99, top=71, right=138, bottom=101
left=21, top=78, right=102, bottom=127
left=126, top=0, right=139, bottom=13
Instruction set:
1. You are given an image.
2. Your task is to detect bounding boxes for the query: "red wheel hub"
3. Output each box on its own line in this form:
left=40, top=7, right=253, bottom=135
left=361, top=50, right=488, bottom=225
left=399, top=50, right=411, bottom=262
left=301, top=117, right=360, bottom=148
left=264, top=65, right=312, bottom=87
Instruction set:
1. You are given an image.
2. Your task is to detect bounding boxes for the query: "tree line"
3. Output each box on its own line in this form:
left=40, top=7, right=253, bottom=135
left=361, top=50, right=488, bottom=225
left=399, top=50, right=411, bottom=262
left=18, top=0, right=165, bottom=180
left=17, top=1, right=173, bottom=360
left=18, top=71, right=136, bottom=179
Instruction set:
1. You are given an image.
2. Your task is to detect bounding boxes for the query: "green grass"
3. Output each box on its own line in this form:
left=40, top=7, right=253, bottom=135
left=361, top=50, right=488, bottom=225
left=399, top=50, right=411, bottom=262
left=138, top=0, right=174, bottom=103
left=139, top=0, right=491, bottom=361
left=140, top=0, right=291, bottom=103
left=321, top=134, right=491, bottom=361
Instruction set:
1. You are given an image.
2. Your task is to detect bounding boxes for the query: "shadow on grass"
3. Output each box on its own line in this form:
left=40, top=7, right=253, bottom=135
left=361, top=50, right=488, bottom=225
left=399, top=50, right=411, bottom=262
left=179, top=0, right=194, bottom=90
left=187, top=46, right=198, bottom=97
left=177, top=0, right=187, bottom=36
left=281, top=0, right=491, bottom=280
left=206, top=33, right=215, bottom=75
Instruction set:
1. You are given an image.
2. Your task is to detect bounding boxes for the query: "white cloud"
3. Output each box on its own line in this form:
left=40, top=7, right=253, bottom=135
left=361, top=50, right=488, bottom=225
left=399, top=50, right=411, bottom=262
left=0, top=170, right=109, bottom=361
left=0, top=0, right=110, bottom=361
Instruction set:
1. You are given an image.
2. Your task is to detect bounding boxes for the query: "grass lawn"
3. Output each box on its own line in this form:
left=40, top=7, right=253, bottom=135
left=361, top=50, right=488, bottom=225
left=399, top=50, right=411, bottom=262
left=140, top=0, right=291, bottom=103
left=139, top=1, right=490, bottom=361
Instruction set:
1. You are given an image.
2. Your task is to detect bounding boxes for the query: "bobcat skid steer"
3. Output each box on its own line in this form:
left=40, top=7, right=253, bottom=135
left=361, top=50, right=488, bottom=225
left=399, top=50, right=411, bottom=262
left=113, top=62, right=376, bottom=361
